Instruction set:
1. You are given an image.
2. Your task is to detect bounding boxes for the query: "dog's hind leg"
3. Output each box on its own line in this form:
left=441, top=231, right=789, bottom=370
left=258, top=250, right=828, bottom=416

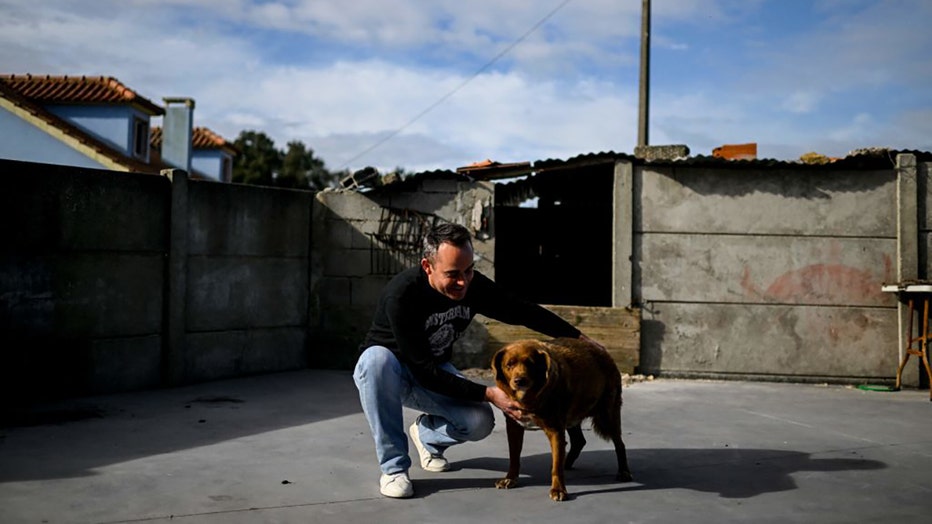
left=610, top=432, right=633, bottom=482
left=565, top=424, right=586, bottom=470
left=593, top=386, right=633, bottom=482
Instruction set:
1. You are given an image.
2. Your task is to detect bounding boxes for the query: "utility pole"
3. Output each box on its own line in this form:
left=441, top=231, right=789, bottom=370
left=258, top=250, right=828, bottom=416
left=637, top=0, right=650, bottom=147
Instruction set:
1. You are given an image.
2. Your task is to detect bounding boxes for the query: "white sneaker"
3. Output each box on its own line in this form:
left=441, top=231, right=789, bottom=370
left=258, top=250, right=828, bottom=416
left=379, top=471, right=413, bottom=498
left=409, top=419, right=450, bottom=472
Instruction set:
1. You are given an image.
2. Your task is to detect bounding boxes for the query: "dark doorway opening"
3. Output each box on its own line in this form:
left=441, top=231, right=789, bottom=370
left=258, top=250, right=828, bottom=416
left=494, top=164, right=613, bottom=307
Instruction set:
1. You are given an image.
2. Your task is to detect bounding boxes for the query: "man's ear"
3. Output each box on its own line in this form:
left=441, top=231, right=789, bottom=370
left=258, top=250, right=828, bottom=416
left=420, top=257, right=432, bottom=274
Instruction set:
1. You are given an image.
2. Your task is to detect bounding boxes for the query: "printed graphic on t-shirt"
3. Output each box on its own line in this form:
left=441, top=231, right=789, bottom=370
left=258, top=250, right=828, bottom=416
left=428, top=324, right=456, bottom=355
left=425, top=305, right=472, bottom=356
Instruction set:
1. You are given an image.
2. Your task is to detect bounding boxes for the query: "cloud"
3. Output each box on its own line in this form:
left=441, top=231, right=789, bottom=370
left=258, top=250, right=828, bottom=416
left=781, top=91, right=821, bottom=114
left=1, top=0, right=929, bottom=174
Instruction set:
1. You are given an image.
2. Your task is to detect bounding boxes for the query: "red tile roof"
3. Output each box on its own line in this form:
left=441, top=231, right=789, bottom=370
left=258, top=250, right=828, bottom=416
left=0, top=80, right=160, bottom=173
left=1, top=74, right=163, bottom=115
left=1, top=73, right=220, bottom=177
left=150, top=126, right=239, bottom=153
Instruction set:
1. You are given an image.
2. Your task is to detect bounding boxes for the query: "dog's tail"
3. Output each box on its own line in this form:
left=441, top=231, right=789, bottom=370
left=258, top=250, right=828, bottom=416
left=591, top=382, right=622, bottom=441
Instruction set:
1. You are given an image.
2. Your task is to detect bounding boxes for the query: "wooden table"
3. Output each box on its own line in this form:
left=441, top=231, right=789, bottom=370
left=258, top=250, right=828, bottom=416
left=882, top=282, right=932, bottom=400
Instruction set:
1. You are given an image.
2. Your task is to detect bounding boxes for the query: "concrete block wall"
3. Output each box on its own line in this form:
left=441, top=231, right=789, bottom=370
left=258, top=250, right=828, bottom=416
left=1, top=160, right=169, bottom=401
left=310, top=178, right=495, bottom=369
left=3, top=154, right=927, bottom=401
left=1, top=160, right=316, bottom=402
left=632, top=162, right=903, bottom=382
left=892, top=157, right=931, bottom=386
left=920, top=161, right=931, bottom=279
left=177, top=179, right=314, bottom=383
left=309, top=189, right=388, bottom=369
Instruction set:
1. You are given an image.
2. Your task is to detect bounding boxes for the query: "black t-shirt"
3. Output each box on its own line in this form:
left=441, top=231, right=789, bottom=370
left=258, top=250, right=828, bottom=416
left=359, top=266, right=581, bottom=402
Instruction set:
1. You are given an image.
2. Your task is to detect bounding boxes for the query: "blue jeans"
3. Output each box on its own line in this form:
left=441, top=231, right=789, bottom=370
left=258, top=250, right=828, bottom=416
left=353, top=346, right=495, bottom=475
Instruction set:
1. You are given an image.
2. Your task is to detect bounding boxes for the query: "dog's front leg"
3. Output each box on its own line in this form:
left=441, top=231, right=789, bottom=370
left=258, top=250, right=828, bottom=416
left=495, top=416, right=525, bottom=489
left=545, top=427, right=568, bottom=501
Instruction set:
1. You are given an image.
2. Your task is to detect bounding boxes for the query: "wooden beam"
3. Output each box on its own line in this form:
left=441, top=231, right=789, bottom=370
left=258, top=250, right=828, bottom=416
left=476, top=305, right=641, bottom=373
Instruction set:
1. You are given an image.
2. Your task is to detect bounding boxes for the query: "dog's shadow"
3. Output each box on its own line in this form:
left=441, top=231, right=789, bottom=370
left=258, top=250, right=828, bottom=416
left=434, top=447, right=885, bottom=500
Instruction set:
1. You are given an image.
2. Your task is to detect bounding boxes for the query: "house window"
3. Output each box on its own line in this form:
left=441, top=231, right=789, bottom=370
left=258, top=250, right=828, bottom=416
left=133, top=117, right=149, bottom=159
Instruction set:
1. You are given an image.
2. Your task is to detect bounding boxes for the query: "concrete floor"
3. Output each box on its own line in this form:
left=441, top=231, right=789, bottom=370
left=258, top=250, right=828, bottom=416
left=1, top=369, right=930, bottom=524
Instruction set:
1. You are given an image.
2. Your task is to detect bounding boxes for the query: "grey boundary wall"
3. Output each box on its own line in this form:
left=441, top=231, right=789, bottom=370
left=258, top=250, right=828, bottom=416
left=1, top=154, right=929, bottom=403
left=1, top=160, right=314, bottom=404
left=628, top=154, right=929, bottom=386
left=2, top=161, right=169, bottom=402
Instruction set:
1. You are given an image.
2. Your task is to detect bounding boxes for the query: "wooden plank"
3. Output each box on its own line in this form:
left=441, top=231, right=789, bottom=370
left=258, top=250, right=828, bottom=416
left=476, top=305, right=641, bottom=374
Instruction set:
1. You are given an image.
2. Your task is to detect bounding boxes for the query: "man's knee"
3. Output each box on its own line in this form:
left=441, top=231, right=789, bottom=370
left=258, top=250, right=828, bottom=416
left=464, top=404, right=495, bottom=441
left=354, top=346, right=400, bottom=385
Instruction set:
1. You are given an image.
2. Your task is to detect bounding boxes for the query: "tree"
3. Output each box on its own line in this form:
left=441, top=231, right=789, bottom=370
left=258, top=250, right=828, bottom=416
left=232, top=130, right=281, bottom=186
left=232, top=130, right=344, bottom=190
left=277, top=140, right=312, bottom=189
left=279, top=140, right=342, bottom=190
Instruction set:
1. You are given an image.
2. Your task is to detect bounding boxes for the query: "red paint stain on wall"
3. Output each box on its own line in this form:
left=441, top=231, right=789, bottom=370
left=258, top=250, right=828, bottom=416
left=765, top=264, right=881, bottom=303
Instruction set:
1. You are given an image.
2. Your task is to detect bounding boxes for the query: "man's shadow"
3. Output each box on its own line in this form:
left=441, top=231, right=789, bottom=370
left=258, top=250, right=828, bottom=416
left=417, top=448, right=886, bottom=500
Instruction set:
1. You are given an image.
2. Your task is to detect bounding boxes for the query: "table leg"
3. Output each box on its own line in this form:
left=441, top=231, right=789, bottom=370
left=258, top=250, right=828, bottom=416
left=921, top=299, right=932, bottom=401
left=895, top=298, right=915, bottom=391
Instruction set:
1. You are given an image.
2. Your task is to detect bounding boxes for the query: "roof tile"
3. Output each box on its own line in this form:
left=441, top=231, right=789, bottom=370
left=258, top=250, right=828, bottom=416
left=1, top=74, right=163, bottom=115
left=150, top=126, right=238, bottom=153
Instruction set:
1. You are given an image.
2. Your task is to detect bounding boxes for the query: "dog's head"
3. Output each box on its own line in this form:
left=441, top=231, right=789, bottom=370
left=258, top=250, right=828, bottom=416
left=492, top=340, right=554, bottom=402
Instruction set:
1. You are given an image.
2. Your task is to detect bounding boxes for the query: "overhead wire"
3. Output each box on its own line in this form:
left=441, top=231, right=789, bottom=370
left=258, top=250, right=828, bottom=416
left=337, top=0, right=574, bottom=170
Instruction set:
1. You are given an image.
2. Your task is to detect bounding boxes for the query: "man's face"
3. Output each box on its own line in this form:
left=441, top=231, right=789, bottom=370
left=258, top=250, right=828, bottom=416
left=421, top=241, right=475, bottom=301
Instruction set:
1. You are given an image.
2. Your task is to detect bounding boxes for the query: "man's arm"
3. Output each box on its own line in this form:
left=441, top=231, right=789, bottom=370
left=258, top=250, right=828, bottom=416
left=471, top=272, right=581, bottom=339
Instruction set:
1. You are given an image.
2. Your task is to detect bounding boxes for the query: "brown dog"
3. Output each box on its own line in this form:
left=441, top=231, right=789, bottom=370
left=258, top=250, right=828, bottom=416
left=491, top=337, right=632, bottom=501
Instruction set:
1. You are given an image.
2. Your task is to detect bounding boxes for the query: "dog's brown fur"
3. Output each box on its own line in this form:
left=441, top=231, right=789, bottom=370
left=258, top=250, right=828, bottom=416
left=491, top=337, right=632, bottom=501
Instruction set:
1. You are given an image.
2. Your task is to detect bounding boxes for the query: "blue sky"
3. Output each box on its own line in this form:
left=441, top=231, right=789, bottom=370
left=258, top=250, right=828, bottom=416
left=2, top=0, right=930, bottom=173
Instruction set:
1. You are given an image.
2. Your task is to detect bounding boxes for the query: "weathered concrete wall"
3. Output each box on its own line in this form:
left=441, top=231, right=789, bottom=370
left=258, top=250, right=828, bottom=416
left=3, top=153, right=927, bottom=402
left=0, top=160, right=315, bottom=402
left=180, top=180, right=313, bottom=383
left=891, top=156, right=931, bottom=387
left=633, top=163, right=902, bottom=382
left=310, top=177, right=495, bottom=369
left=1, top=160, right=168, bottom=401
left=921, top=161, right=931, bottom=280
left=309, top=189, right=387, bottom=369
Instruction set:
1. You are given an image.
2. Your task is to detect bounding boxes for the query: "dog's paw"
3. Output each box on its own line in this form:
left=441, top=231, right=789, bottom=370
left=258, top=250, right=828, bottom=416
left=549, top=487, right=567, bottom=501
left=495, top=478, right=519, bottom=489
left=616, top=470, right=633, bottom=482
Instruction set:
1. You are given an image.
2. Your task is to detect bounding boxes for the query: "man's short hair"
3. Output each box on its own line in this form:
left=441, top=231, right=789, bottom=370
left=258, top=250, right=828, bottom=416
left=423, top=223, right=473, bottom=261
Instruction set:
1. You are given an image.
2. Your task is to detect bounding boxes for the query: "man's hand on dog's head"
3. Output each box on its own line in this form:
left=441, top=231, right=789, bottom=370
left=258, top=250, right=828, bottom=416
left=485, top=386, right=524, bottom=421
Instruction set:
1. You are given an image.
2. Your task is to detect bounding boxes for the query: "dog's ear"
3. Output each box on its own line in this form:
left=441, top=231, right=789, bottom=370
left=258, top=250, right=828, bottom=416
left=492, top=347, right=508, bottom=384
left=536, top=344, right=556, bottom=385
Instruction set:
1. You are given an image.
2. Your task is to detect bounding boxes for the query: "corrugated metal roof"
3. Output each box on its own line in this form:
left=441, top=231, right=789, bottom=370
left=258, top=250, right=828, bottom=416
left=532, top=148, right=932, bottom=171
left=455, top=159, right=533, bottom=180
left=367, top=146, right=932, bottom=196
